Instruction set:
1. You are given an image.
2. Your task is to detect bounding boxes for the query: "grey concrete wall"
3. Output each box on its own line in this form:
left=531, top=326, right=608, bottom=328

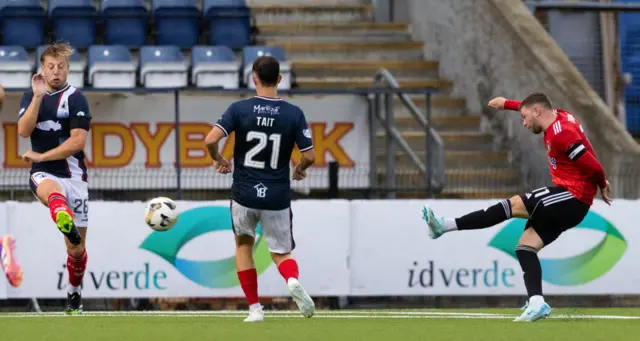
left=406, top=0, right=640, bottom=197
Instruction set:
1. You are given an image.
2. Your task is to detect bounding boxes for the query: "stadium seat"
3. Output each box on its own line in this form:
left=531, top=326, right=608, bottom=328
left=36, top=45, right=85, bottom=88
left=88, top=45, right=137, bottom=89
left=0, top=46, right=32, bottom=88
left=191, top=46, right=240, bottom=89
left=242, top=46, right=291, bottom=90
left=203, top=0, right=251, bottom=49
left=101, top=0, right=148, bottom=47
left=48, top=0, right=97, bottom=49
left=0, top=0, right=45, bottom=49
left=152, top=0, right=200, bottom=48
left=140, top=46, right=188, bottom=88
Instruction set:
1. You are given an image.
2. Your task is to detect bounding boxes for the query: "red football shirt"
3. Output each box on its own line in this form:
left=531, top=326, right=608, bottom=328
left=505, top=100, right=606, bottom=205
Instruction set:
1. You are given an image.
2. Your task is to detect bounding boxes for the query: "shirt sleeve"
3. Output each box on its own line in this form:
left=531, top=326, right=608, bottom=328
left=18, top=91, right=34, bottom=119
left=295, top=109, right=313, bottom=152
left=553, top=129, right=607, bottom=189
left=215, top=103, right=235, bottom=137
left=69, top=92, right=91, bottom=131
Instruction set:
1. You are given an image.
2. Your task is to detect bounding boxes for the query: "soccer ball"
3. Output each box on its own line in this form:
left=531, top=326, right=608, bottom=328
left=144, top=197, right=178, bottom=231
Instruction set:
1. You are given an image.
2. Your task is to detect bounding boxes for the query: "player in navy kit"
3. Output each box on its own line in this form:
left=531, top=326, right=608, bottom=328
left=18, top=43, right=91, bottom=315
left=205, top=56, right=316, bottom=322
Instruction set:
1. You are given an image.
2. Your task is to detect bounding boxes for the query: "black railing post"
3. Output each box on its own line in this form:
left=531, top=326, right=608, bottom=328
left=174, top=89, right=182, bottom=200
left=425, top=90, right=433, bottom=198
left=328, top=161, right=339, bottom=198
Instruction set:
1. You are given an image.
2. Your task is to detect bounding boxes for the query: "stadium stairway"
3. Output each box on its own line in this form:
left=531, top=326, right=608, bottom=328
left=252, top=3, right=519, bottom=199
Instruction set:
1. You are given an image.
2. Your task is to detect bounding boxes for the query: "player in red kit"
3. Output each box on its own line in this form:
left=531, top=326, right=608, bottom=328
left=421, top=92, right=612, bottom=322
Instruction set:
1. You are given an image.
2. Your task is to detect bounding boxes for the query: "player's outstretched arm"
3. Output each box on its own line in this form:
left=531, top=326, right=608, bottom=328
left=488, top=96, right=522, bottom=111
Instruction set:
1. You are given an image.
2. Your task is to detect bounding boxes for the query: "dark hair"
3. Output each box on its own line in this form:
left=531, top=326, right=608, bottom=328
left=252, top=56, right=280, bottom=87
left=518, top=92, right=552, bottom=110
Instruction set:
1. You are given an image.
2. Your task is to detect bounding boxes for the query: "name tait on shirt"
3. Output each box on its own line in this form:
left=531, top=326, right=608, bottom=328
left=256, top=117, right=275, bottom=127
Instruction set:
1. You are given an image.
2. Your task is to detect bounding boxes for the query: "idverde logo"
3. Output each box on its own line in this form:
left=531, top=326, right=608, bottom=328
left=488, top=211, right=627, bottom=286
left=139, top=206, right=272, bottom=288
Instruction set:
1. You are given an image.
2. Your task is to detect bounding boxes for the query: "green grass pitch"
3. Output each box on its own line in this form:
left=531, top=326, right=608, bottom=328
left=2, top=308, right=639, bottom=341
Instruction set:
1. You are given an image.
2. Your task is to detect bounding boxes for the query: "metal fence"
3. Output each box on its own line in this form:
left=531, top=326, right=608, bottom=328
left=526, top=0, right=640, bottom=137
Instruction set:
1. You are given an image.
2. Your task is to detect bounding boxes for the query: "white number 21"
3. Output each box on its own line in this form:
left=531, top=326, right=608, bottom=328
left=244, top=131, right=281, bottom=169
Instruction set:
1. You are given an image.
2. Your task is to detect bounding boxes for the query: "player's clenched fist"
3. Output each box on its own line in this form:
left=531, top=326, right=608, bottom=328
left=488, top=97, right=507, bottom=109
left=214, top=156, right=231, bottom=174
left=32, top=73, right=47, bottom=97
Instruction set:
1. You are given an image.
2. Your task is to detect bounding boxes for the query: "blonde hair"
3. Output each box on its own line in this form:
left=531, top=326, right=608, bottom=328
left=40, top=42, right=74, bottom=65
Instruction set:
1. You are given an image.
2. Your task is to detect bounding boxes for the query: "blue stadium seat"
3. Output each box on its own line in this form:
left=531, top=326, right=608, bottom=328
left=101, top=0, right=148, bottom=47
left=203, top=0, right=251, bottom=49
left=0, top=45, right=32, bottom=88
left=152, top=0, right=200, bottom=48
left=191, top=45, right=240, bottom=89
left=88, top=45, right=137, bottom=89
left=48, top=0, right=97, bottom=48
left=0, top=0, right=45, bottom=49
left=36, top=44, right=85, bottom=88
left=242, top=46, right=291, bottom=89
left=139, top=45, right=188, bottom=88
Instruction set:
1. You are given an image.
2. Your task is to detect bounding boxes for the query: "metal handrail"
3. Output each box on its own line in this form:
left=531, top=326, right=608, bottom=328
left=372, top=68, right=445, bottom=195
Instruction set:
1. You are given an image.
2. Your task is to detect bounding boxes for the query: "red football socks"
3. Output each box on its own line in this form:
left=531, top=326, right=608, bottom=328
left=67, top=249, right=87, bottom=287
left=48, top=192, right=73, bottom=223
left=278, top=259, right=299, bottom=282
left=237, top=268, right=259, bottom=305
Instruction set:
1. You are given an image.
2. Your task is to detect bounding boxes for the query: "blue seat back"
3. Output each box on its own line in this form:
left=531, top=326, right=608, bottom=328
left=101, top=0, right=147, bottom=47
left=0, top=46, right=29, bottom=61
left=88, top=45, right=132, bottom=69
left=0, top=0, right=41, bottom=8
left=0, top=1, right=45, bottom=48
left=243, top=46, right=286, bottom=67
left=152, top=0, right=198, bottom=12
left=101, top=0, right=145, bottom=11
left=192, top=45, right=235, bottom=65
left=204, top=0, right=250, bottom=49
left=140, top=45, right=184, bottom=67
left=48, top=0, right=94, bottom=16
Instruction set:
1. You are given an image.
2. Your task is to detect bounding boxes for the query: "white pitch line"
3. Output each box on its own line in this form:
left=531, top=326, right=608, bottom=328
left=0, top=311, right=637, bottom=320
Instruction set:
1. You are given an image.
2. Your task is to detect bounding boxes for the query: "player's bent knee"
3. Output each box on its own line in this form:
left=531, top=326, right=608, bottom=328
left=518, top=228, right=544, bottom=250
left=270, top=252, right=293, bottom=266
left=35, top=179, right=64, bottom=205
left=509, top=195, right=529, bottom=219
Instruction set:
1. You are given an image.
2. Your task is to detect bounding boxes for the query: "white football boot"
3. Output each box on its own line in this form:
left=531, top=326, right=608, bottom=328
left=243, top=305, right=265, bottom=322
left=288, top=278, right=315, bottom=318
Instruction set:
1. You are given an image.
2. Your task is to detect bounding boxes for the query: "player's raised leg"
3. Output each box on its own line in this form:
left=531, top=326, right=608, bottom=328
left=261, top=208, right=315, bottom=318
left=30, top=174, right=82, bottom=245
left=0, top=234, right=23, bottom=288
left=64, top=226, right=87, bottom=315
left=421, top=195, right=529, bottom=239
left=513, top=228, right=551, bottom=322
left=231, top=201, right=264, bottom=322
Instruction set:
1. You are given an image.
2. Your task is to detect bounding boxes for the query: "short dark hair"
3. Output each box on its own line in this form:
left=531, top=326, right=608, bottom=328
left=252, top=56, right=280, bottom=87
left=518, top=92, right=552, bottom=110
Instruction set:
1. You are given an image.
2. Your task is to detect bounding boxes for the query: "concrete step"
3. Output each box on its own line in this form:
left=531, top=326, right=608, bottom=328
left=375, top=168, right=520, bottom=190
left=376, top=131, right=494, bottom=151
left=393, top=115, right=480, bottom=131
left=296, top=77, right=451, bottom=90
left=251, top=4, right=373, bottom=23
left=292, top=60, right=438, bottom=78
left=393, top=96, right=467, bottom=116
left=266, top=41, right=424, bottom=60
left=257, top=22, right=413, bottom=43
left=375, top=150, right=509, bottom=168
